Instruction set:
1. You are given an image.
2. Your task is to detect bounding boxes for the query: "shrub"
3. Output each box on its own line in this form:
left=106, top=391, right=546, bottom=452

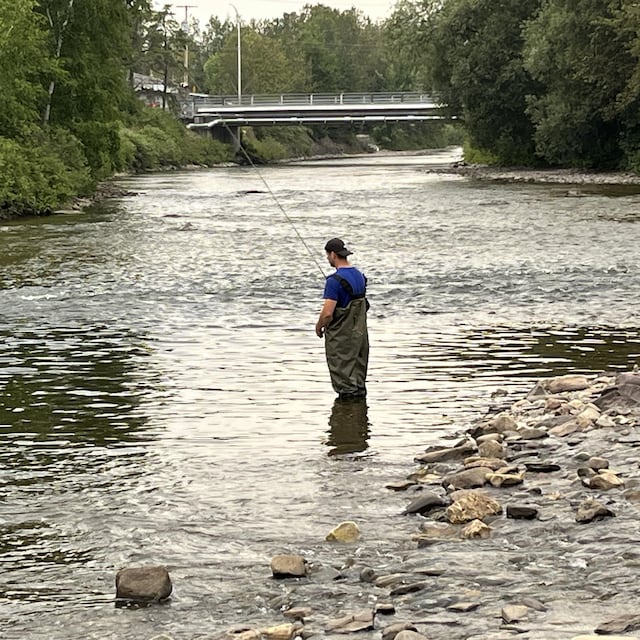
left=0, top=132, right=92, bottom=216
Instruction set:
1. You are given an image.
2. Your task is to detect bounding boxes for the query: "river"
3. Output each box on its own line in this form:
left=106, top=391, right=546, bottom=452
left=1, top=149, right=640, bottom=639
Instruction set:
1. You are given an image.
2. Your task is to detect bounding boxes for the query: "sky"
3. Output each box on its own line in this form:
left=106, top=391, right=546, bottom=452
left=161, top=0, right=396, bottom=27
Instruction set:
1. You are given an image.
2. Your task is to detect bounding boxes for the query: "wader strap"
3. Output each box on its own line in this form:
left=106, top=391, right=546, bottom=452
left=331, top=274, right=366, bottom=300
left=331, top=273, right=369, bottom=310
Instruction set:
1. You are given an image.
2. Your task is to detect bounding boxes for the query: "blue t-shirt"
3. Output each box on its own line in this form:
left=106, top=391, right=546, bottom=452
left=323, top=267, right=367, bottom=308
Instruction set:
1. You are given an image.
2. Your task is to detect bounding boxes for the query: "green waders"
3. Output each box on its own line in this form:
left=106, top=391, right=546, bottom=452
left=324, top=297, right=369, bottom=397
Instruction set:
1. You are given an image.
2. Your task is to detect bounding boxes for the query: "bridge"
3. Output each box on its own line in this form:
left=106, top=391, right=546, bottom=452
left=183, top=92, right=451, bottom=136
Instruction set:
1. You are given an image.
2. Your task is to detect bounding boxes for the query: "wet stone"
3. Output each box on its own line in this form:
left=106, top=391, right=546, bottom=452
left=575, top=498, right=616, bottom=523
left=381, top=622, right=418, bottom=640
left=271, top=555, right=307, bottom=578
left=115, top=565, right=172, bottom=603
left=402, top=491, right=448, bottom=515
left=501, top=604, right=531, bottom=623
left=595, top=613, right=640, bottom=634
left=325, top=609, right=374, bottom=633
left=523, top=461, right=561, bottom=473
left=394, top=631, right=429, bottom=640
left=506, top=505, right=539, bottom=520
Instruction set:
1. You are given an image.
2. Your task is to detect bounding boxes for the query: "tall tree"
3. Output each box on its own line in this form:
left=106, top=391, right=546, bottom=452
left=0, top=0, right=51, bottom=137
left=523, top=0, right=638, bottom=168
left=418, top=0, right=542, bottom=164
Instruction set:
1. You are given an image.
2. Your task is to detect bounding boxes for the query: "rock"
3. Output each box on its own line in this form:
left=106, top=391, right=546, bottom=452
left=223, top=629, right=261, bottom=640
left=546, top=375, right=590, bottom=394
left=271, top=555, right=307, bottom=578
left=595, top=414, right=615, bottom=428
left=445, top=491, right=502, bottom=524
left=545, top=397, right=566, bottom=412
left=464, top=456, right=506, bottom=471
left=375, top=603, right=396, bottom=615
left=484, top=413, right=518, bottom=434
left=594, top=614, right=640, bottom=634
left=386, top=480, right=418, bottom=491
left=394, top=631, right=429, bottom=640
left=506, top=505, right=538, bottom=519
left=447, top=601, right=481, bottom=612
left=575, top=498, right=615, bottom=523
left=325, top=609, right=375, bottom=633
left=523, top=461, right=561, bottom=473
left=487, top=470, right=525, bottom=487
left=461, top=519, right=491, bottom=539
left=514, top=427, right=547, bottom=440
left=375, top=574, right=415, bottom=588
left=587, top=456, right=609, bottom=470
left=575, top=404, right=600, bottom=428
left=572, top=636, right=639, bottom=640
left=588, top=471, right=624, bottom=490
left=326, top=521, right=360, bottom=542
left=381, top=622, right=418, bottom=640
left=390, top=581, right=428, bottom=596
left=478, top=440, right=506, bottom=458
left=283, top=607, right=313, bottom=621
left=402, top=491, right=448, bottom=515
left=548, top=419, right=581, bottom=437
left=261, top=624, right=298, bottom=640
left=414, top=440, right=476, bottom=464
left=115, top=566, right=172, bottom=602
left=442, top=467, right=489, bottom=490
left=501, top=604, right=530, bottom=623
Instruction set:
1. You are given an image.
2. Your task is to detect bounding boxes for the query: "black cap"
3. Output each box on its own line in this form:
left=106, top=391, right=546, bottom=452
left=324, top=237, right=353, bottom=257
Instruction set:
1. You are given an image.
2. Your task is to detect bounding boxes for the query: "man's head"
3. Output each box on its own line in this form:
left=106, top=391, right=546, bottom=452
left=324, top=237, right=353, bottom=259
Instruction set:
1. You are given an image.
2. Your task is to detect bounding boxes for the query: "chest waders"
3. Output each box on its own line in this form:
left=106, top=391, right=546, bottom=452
left=325, top=274, right=369, bottom=397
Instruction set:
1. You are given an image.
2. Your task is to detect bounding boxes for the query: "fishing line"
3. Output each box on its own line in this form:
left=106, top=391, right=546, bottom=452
left=223, top=123, right=327, bottom=278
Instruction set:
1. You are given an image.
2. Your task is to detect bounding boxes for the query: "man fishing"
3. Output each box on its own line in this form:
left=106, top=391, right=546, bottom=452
left=315, top=238, right=369, bottom=399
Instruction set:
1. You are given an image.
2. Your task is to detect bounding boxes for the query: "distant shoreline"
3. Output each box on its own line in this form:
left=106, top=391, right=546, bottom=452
left=427, top=162, right=640, bottom=186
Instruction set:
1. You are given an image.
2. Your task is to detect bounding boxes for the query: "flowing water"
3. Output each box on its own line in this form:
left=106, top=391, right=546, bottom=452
left=2, top=149, right=640, bottom=639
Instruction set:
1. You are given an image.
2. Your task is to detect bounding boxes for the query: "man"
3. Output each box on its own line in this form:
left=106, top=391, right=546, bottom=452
left=315, top=238, right=369, bottom=399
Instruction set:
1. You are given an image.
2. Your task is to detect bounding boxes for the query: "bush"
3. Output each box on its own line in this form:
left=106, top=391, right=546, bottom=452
left=72, top=121, right=122, bottom=180
left=0, top=132, right=92, bottom=217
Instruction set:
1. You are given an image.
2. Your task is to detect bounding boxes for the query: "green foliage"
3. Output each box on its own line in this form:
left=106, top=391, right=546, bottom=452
left=0, top=0, right=51, bottom=137
left=420, top=0, right=542, bottom=165
left=373, top=122, right=464, bottom=151
left=523, top=0, right=637, bottom=169
left=242, top=130, right=289, bottom=162
left=72, top=121, right=122, bottom=180
left=254, top=126, right=315, bottom=157
left=0, top=131, right=91, bottom=216
left=119, top=108, right=232, bottom=172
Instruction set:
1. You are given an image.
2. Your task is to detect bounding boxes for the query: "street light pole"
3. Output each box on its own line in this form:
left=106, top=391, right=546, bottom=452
left=176, top=5, right=196, bottom=89
left=230, top=4, right=241, bottom=104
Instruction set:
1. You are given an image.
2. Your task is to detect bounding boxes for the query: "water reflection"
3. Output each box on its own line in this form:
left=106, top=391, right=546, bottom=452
left=325, top=398, right=370, bottom=456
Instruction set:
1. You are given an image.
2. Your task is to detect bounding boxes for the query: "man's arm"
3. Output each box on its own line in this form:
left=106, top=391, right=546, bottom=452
left=315, top=298, right=337, bottom=337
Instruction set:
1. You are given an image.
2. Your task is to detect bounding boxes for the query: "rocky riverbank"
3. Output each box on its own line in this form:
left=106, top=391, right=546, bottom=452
left=427, top=162, right=640, bottom=187
left=211, top=371, right=640, bottom=640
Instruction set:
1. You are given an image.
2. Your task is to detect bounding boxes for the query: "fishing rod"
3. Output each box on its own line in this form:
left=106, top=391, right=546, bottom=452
left=223, top=123, right=327, bottom=278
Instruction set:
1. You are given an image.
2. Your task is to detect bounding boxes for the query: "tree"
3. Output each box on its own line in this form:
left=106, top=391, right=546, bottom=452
left=0, top=0, right=51, bottom=137
left=523, top=0, right=636, bottom=168
left=204, top=27, right=305, bottom=94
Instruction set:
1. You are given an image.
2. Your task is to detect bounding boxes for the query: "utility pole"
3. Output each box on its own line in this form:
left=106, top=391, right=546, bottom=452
left=176, top=4, right=196, bottom=89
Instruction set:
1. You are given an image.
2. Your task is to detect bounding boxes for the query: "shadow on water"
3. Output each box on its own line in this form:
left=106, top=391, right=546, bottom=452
left=325, top=398, right=370, bottom=456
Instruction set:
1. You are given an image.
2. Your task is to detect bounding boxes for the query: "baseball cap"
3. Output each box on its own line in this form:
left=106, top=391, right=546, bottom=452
left=324, top=237, right=353, bottom=257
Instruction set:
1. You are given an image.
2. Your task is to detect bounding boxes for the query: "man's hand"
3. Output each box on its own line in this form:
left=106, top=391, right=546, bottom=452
left=316, top=298, right=337, bottom=338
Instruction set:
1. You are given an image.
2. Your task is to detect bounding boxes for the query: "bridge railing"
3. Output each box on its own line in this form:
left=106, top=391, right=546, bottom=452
left=180, top=91, right=440, bottom=117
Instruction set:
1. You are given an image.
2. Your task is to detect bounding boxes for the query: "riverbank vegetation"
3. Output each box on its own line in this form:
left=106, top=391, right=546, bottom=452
left=396, top=0, right=640, bottom=171
left=2, top=0, right=638, bottom=218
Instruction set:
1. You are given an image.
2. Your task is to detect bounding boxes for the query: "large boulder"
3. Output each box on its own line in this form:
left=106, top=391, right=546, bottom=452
left=115, top=565, right=172, bottom=602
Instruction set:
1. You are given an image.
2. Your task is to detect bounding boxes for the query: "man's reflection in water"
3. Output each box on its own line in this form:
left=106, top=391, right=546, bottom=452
left=326, top=398, right=370, bottom=456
